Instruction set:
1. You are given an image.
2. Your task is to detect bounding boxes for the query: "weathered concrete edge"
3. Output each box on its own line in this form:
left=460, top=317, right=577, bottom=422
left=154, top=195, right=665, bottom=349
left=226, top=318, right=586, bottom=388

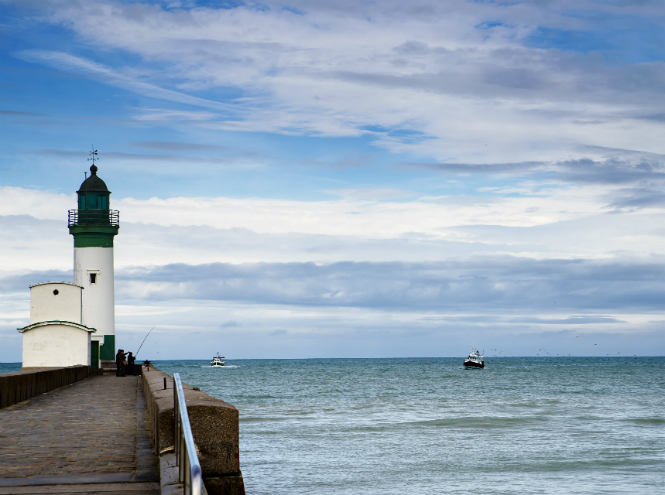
left=0, top=365, right=90, bottom=409
left=160, top=452, right=209, bottom=495
left=141, top=364, right=246, bottom=495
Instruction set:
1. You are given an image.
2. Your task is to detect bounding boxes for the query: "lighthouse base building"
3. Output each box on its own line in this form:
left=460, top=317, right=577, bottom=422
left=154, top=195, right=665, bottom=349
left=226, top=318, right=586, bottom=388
left=18, top=282, right=96, bottom=369
left=17, top=164, right=119, bottom=370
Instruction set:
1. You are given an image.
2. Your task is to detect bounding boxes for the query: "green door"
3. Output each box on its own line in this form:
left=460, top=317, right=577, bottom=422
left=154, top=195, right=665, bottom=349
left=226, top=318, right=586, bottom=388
left=91, top=341, right=99, bottom=369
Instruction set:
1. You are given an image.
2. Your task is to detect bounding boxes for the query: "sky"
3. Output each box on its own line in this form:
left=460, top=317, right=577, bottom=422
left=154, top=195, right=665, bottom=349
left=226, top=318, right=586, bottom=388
left=1, top=0, right=665, bottom=361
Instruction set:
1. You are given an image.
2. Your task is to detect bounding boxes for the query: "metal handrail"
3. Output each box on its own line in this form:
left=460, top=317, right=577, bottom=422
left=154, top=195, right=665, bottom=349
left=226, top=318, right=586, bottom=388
left=67, top=209, right=119, bottom=227
left=173, top=373, right=203, bottom=495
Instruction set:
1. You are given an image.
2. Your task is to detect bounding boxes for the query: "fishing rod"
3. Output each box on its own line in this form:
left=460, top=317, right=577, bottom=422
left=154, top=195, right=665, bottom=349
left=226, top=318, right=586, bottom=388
left=135, top=326, right=156, bottom=358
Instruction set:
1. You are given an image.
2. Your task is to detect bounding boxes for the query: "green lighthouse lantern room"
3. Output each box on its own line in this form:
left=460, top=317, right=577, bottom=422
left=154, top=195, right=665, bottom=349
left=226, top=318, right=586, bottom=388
left=69, top=164, right=119, bottom=248
left=79, top=164, right=109, bottom=209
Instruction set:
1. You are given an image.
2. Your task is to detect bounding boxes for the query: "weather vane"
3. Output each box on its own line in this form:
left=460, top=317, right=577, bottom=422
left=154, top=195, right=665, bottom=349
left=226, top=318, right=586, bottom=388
left=88, top=146, right=99, bottom=166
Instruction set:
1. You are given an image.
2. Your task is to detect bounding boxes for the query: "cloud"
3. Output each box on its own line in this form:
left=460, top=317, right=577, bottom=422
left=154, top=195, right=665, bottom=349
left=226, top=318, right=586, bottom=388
left=609, top=188, right=665, bottom=210
left=220, top=320, right=241, bottom=328
left=20, top=147, right=262, bottom=177
left=0, top=269, right=72, bottom=293
left=423, top=315, right=624, bottom=325
left=113, top=257, right=665, bottom=313
left=132, top=109, right=219, bottom=122
left=325, top=188, right=415, bottom=200
left=11, top=0, right=665, bottom=162
left=4, top=187, right=665, bottom=277
left=409, top=161, right=546, bottom=175
left=21, top=253, right=653, bottom=358
left=0, top=110, right=46, bottom=117
left=29, top=149, right=215, bottom=163
left=412, top=157, right=665, bottom=183
left=131, top=141, right=228, bottom=152
left=3, top=184, right=618, bottom=241
left=13, top=50, right=239, bottom=114
left=408, top=157, right=665, bottom=210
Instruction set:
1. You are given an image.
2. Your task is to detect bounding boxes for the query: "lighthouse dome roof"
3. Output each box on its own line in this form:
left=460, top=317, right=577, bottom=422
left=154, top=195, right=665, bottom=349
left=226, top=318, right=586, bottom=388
left=77, top=165, right=109, bottom=193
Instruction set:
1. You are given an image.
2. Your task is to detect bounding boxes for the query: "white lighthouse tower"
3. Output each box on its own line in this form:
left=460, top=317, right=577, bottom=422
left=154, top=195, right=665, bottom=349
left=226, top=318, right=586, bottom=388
left=68, top=163, right=119, bottom=369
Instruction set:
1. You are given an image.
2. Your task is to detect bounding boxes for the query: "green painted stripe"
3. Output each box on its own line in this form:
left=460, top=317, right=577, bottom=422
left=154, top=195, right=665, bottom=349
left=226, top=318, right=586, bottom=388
left=73, top=235, right=115, bottom=248
left=69, top=225, right=119, bottom=247
left=100, top=335, right=115, bottom=361
left=91, top=341, right=99, bottom=370
left=69, top=225, right=119, bottom=235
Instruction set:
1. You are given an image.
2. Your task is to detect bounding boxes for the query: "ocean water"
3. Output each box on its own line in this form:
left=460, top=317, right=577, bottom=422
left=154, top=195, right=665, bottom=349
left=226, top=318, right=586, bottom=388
left=0, top=363, right=22, bottom=374
left=152, top=357, right=665, bottom=494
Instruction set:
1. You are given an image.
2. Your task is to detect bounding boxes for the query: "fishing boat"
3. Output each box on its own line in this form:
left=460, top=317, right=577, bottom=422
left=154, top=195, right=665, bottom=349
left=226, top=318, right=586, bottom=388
left=464, top=347, right=484, bottom=369
left=210, top=353, right=226, bottom=367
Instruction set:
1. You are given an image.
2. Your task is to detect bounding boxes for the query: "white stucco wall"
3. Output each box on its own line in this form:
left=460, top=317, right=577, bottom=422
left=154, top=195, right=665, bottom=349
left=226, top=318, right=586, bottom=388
left=74, top=247, right=115, bottom=339
left=29, top=282, right=83, bottom=324
left=21, top=323, right=92, bottom=368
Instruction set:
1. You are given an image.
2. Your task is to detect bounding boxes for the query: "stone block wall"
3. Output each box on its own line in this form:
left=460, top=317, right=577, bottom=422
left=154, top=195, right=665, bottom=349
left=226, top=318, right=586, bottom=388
left=0, top=365, right=90, bottom=409
left=141, top=364, right=245, bottom=495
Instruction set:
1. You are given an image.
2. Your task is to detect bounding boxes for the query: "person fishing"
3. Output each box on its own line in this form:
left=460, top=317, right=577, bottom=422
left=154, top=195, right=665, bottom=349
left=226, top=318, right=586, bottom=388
left=115, top=349, right=126, bottom=377
left=127, top=351, right=136, bottom=375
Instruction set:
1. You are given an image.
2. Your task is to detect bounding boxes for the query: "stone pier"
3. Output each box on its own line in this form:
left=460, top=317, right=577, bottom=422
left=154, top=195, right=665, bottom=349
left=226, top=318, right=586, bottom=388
left=0, top=374, right=159, bottom=494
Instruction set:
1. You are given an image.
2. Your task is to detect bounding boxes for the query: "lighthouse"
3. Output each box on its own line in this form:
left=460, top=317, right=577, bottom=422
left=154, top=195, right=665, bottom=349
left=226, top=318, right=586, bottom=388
left=68, top=164, right=119, bottom=368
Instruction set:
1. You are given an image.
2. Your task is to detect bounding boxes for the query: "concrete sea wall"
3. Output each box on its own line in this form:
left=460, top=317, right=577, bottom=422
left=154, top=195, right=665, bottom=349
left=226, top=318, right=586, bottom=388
left=141, top=364, right=245, bottom=495
left=0, top=365, right=90, bottom=409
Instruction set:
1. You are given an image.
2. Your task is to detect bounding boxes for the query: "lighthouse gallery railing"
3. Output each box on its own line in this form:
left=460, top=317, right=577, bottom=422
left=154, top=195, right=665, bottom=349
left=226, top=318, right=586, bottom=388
left=173, top=373, right=203, bottom=495
left=68, top=209, right=119, bottom=227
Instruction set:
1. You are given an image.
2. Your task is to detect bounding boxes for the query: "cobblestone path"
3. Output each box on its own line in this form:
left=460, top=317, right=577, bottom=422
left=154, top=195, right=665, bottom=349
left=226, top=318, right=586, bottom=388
left=0, top=374, right=159, bottom=494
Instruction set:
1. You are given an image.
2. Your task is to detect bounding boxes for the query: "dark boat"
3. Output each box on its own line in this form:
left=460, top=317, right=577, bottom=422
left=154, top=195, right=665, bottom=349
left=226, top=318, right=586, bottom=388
left=464, top=347, right=484, bottom=369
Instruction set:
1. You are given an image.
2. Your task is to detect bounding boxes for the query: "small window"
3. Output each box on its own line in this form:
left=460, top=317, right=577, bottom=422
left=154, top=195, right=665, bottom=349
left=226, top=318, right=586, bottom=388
left=53, top=289, right=59, bottom=295
left=90, top=273, right=97, bottom=284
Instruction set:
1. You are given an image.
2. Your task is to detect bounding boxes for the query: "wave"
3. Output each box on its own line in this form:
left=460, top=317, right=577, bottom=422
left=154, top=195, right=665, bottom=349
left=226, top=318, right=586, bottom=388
left=623, top=417, right=665, bottom=425
left=404, top=416, right=550, bottom=429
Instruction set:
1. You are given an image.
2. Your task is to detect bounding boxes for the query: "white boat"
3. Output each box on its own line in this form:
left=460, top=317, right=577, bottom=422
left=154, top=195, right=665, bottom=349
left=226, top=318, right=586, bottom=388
left=210, top=353, right=226, bottom=367
left=464, top=347, right=484, bottom=369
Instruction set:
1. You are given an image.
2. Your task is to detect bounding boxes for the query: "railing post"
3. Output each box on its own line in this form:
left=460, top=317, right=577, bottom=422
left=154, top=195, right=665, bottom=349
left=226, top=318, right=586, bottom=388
left=68, top=209, right=119, bottom=227
left=173, top=373, right=202, bottom=495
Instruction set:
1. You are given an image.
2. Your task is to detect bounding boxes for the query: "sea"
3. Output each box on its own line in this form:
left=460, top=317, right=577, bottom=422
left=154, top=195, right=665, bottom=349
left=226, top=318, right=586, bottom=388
left=152, top=357, right=665, bottom=495
left=2, top=358, right=664, bottom=494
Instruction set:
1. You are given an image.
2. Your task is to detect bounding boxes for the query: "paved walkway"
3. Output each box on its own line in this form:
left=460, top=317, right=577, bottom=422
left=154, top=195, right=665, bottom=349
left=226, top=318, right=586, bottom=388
left=0, top=374, right=159, bottom=495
